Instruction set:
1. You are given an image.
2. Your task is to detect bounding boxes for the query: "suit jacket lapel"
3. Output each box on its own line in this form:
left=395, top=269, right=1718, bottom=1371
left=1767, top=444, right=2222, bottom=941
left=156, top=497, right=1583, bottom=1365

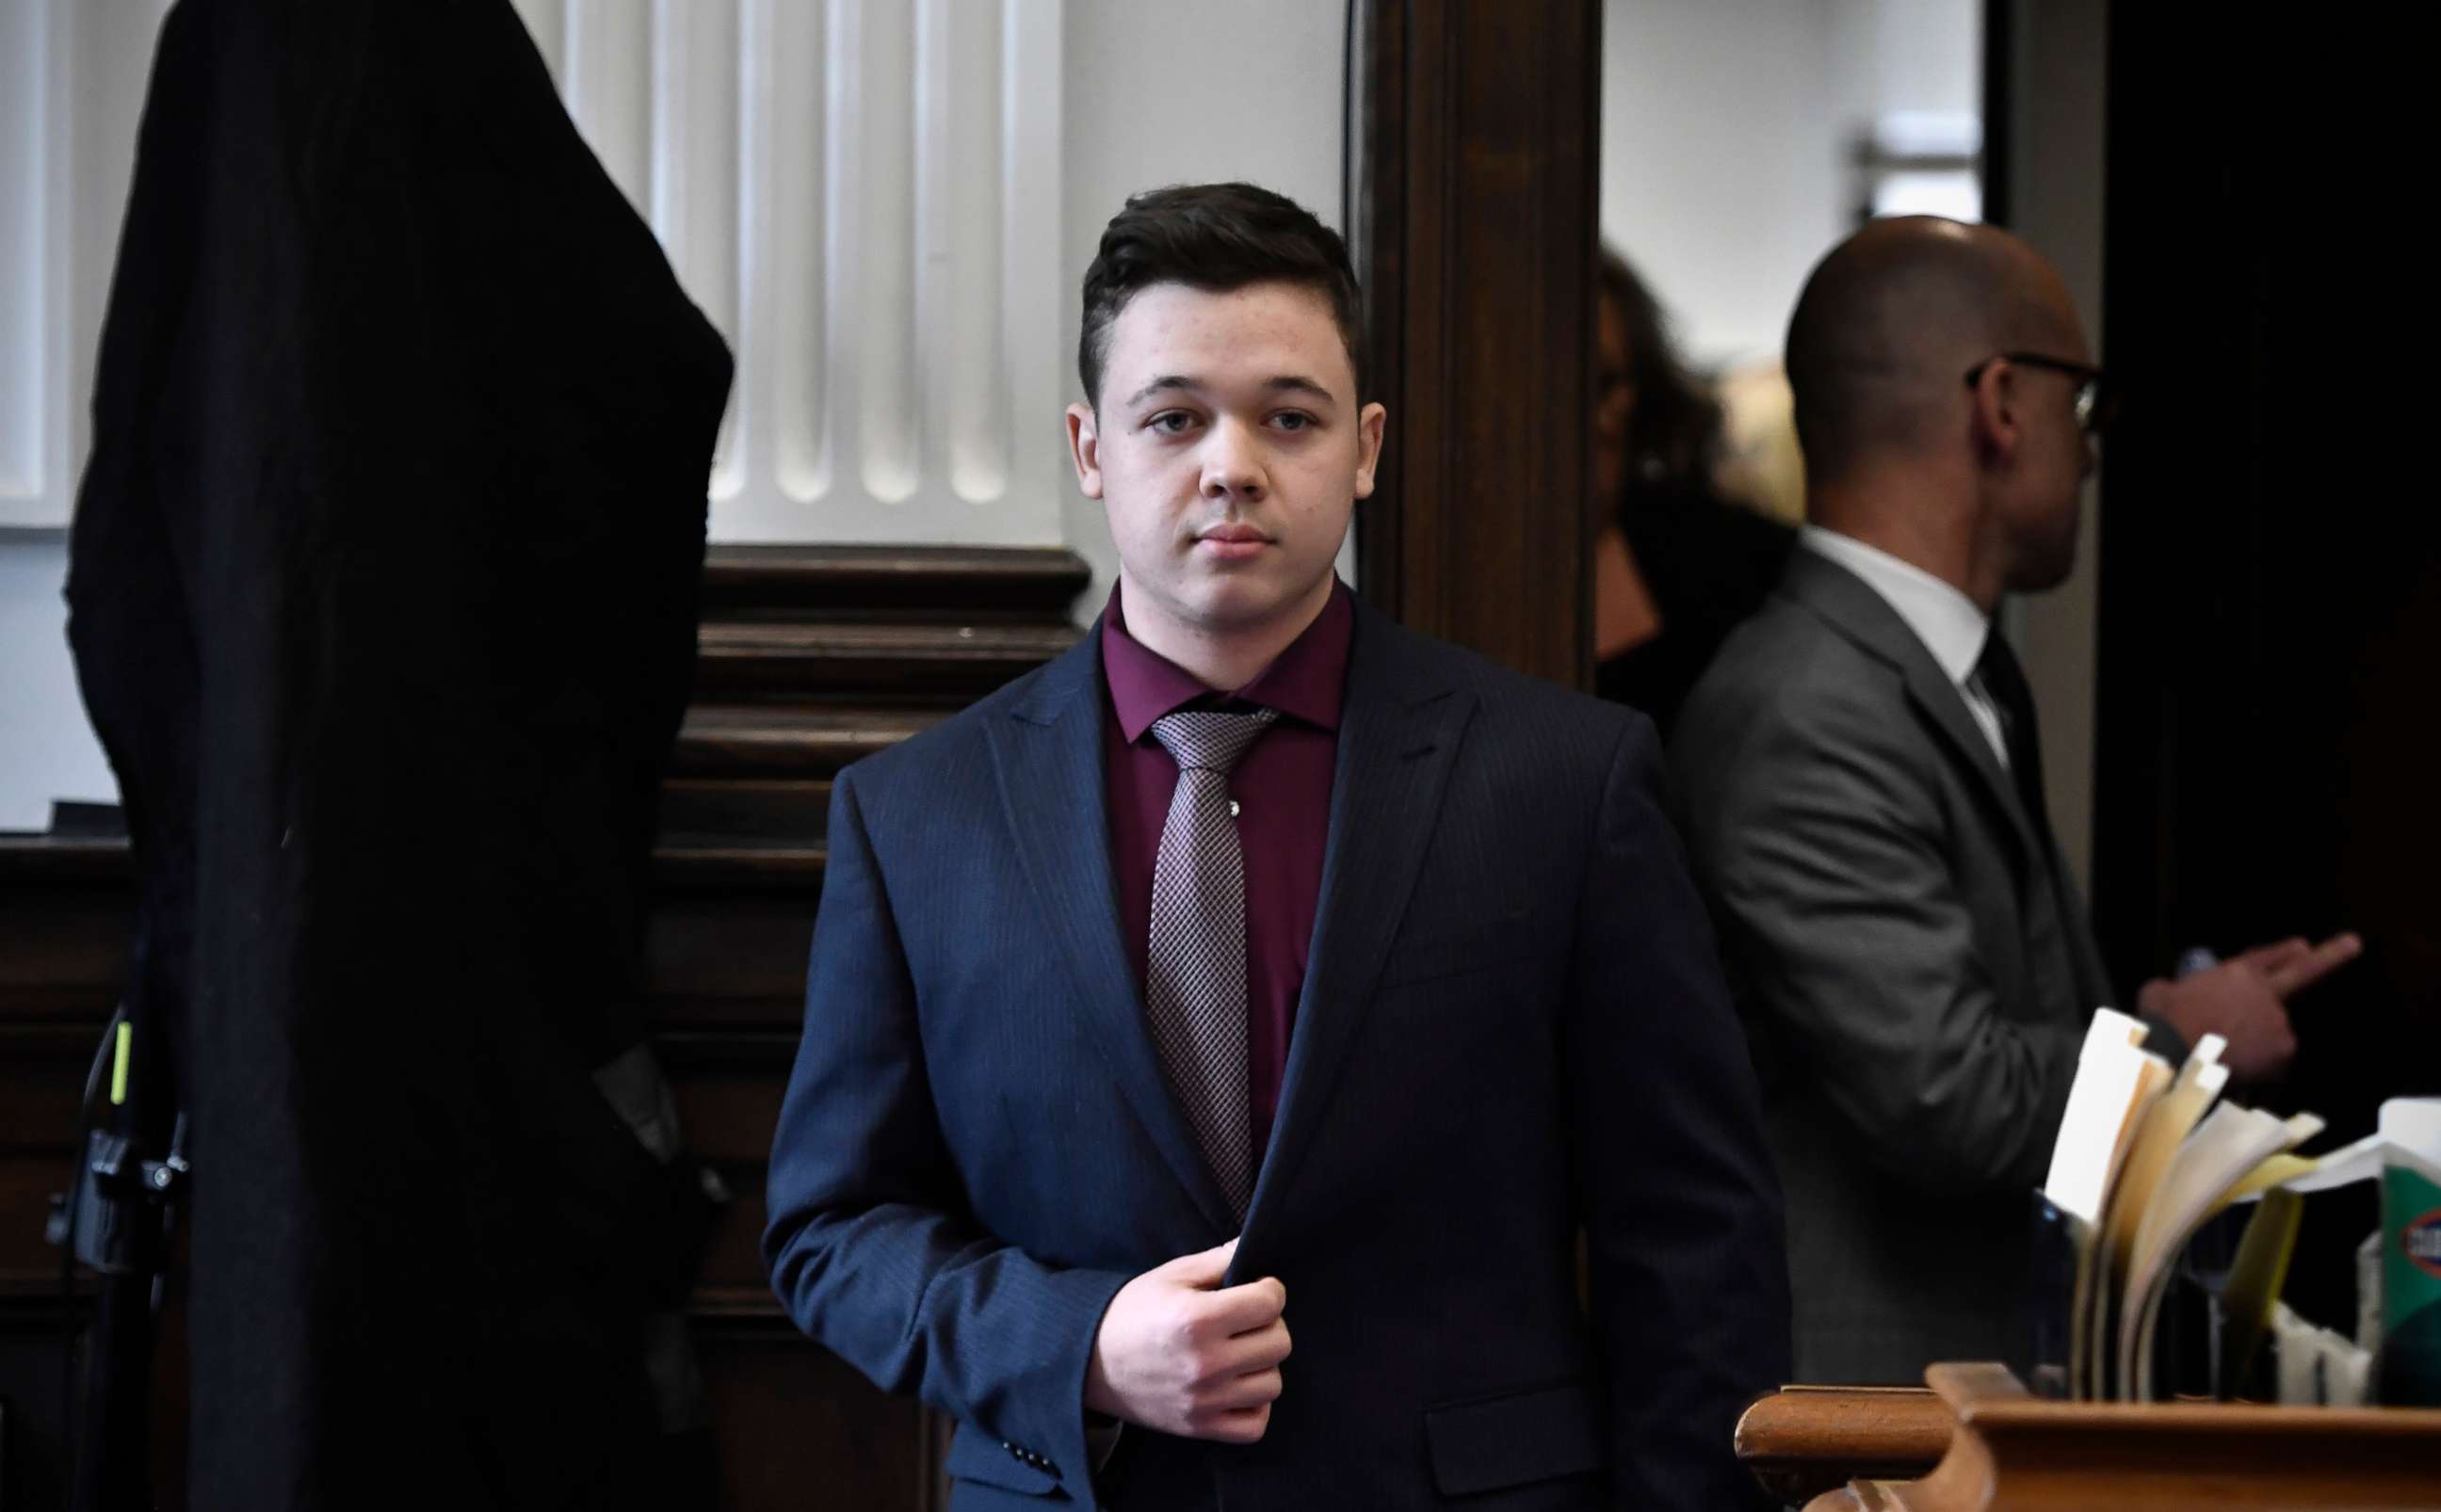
left=1242, top=603, right=1474, bottom=1243
left=1783, top=554, right=2119, bottom=1017
left=1782, top=552, right=2042, bottom=868
left=984, top=629, right=1238, bottom=1234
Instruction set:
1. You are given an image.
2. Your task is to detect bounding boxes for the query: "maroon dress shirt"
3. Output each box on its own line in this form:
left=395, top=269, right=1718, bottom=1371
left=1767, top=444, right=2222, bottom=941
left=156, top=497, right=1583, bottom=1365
left=1101, top=579, right=1350, bottom=1167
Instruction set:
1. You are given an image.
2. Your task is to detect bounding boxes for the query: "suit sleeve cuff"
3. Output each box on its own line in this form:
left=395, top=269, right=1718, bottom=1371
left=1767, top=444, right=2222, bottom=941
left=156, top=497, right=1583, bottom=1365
left=1021, top=1264, right=1132, bottom=1491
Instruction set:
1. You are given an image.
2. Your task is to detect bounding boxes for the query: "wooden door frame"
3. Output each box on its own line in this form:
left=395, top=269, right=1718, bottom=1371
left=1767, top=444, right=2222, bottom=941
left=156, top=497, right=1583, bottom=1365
left=1349, top=0, right=1603, bottom=689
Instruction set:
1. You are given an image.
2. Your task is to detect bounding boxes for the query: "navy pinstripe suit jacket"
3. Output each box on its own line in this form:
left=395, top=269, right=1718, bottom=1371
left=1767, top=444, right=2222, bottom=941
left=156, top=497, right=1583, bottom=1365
left=765, top=598, right=1790, bottom=1510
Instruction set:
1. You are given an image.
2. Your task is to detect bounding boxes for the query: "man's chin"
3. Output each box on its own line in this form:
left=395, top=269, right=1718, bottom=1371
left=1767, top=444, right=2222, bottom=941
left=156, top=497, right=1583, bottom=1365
left=1175, top=567, right=1332, bottom=634
left=2010, top=548, right=2079, bottom=596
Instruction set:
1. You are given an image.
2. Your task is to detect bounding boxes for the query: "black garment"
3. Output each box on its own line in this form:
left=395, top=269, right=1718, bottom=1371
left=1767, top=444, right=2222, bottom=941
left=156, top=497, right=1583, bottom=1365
left=1594, top=483, right=1795, bottom=739
left=1973, top=631, right=2055, bottom=843
left=65, top=2, right=732, bottom=1508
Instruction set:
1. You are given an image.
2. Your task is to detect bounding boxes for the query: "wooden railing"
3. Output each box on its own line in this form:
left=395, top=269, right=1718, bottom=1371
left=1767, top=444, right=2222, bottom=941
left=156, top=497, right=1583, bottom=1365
left=1737, top=1363, right=2441, bottom=1510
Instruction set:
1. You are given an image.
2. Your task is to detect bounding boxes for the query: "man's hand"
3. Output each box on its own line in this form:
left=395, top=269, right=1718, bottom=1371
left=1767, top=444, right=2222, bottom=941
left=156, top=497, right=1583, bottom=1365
left=2139, top=932, right=2362, bottom=1083
left=1083, top=1238, right=1290, bottom=1443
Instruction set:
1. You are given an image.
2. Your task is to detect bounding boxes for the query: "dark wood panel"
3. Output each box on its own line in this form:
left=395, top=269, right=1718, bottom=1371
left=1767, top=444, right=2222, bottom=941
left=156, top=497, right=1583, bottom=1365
left=673, top=706, right=940, bottom=780
left=659, top=779, right=830, bottom=847
left=670, top=1067, right=788, bottom=1167
left=699, top=543, right=1087, bottom=619
left=0, top=842, right=130, bottom=887
left=0, top=890, right=130, bottom=996
left=642, top=900, right=817, bottom=1006
left=0, top=1156, right=74, bottom=1277
left=695, top=1320, right=937, bottom=1512
left=0, top=543, right=1085, bottom=1512
left=653, top=841, right=827, bottom=893
left=695, top=1164, right=772, bottom=1295
left=1353, top=0, right=1602, bottom=688
left=692, top=620, right=1080, bottom=704
left=0, top=1027, right=91, bottom=1155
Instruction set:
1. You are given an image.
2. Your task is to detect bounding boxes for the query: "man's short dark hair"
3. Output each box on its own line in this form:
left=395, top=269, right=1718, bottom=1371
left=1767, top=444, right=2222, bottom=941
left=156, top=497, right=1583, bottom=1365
left=1077, top=182, right=1365, bottom=408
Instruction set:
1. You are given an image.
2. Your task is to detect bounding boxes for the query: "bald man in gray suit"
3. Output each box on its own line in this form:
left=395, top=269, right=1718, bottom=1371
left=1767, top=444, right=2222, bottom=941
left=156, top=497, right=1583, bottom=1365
left=1670, top=217, right=2358, bottom=1385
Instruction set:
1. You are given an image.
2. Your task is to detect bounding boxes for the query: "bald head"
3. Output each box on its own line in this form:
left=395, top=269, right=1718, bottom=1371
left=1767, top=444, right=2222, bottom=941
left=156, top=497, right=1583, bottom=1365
left=1786, top=217, right=2082, bottom=487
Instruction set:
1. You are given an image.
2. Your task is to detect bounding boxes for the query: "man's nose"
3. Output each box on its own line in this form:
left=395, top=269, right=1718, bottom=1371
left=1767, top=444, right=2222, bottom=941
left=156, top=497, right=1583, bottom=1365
left=1201, top=420, right=1268, bottom=500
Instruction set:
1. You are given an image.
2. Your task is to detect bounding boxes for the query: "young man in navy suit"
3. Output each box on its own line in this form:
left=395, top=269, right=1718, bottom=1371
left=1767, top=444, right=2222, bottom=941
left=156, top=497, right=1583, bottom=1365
left=765, top=183, right=1789, bottom=1509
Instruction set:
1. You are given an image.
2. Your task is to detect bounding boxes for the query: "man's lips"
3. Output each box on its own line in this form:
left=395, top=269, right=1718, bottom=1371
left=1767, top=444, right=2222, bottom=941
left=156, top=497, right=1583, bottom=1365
left=1194, top=523, right=1272, bottom=559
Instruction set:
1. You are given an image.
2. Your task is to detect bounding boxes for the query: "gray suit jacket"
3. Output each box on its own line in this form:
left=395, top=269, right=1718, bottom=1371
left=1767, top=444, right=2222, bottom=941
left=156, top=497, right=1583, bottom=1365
left=1670, top=550, right=2144, bottom=1386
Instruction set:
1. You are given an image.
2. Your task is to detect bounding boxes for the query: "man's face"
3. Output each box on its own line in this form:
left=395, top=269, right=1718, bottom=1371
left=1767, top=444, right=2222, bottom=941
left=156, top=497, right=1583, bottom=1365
left=1067, top=281, right=1384, bottom=650
left=1593, top=295, right=1636, bottom=509
left=1996, top=291, right=2094, bottom=595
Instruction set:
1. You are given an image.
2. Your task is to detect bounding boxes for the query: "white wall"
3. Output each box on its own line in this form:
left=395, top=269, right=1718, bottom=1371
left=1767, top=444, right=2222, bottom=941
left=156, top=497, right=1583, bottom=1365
left=2001, top=0, right=2110, bottom=892
left=0, top=0, right=166, bottom=829
left=509, top=0, right=1072, bottom=548
left=0, top=535, right=109, bottom=828
left=1599, top=0, right=1976, bottom=370
left=1059, top=0, right=1349, bottom=615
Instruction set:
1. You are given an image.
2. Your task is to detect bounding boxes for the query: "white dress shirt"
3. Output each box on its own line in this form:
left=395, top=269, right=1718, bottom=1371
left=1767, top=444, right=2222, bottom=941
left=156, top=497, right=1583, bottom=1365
left=1799, top=525, right=2011, bottom=769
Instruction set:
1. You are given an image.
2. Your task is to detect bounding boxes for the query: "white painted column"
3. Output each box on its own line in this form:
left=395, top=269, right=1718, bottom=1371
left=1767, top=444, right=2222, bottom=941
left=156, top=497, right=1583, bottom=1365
left=527, top=0, right=1067, bottom=545
left=0, top=0, right=174, bottom=529
left=0, top=0, right=53, bottom=521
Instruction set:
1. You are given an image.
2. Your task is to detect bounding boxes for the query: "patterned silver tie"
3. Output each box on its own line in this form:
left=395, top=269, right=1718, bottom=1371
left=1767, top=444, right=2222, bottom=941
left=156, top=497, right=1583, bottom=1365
left=1145, top=707, right=1278, bottom=1217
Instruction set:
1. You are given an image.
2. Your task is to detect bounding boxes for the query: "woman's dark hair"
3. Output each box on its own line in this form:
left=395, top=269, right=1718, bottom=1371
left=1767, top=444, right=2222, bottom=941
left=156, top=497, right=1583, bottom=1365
left=1599, top=245, right=1724, bottom=494
left=1078, top=183, right=1364, bottom=407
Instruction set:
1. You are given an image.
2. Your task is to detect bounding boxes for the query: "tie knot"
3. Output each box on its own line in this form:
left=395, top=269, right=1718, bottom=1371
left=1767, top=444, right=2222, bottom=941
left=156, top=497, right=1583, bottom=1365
left=1149, top=707, right=1278, bottom=776
left=1974, top=632, right=2038, bottom=727
left=1975, top=631, right=2026, bottom=695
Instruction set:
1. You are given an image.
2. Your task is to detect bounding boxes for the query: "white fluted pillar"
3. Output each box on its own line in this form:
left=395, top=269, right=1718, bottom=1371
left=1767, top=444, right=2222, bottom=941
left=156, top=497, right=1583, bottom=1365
left=3, top=0, right=1068, bottom=544
left=0, top=0, right=175, bottom=528
left=539, top=0, right=1067, bottom=545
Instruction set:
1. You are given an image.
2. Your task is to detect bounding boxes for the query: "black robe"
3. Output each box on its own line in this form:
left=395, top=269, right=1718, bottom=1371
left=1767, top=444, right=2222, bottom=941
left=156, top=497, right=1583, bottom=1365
left=65, top=2, right=733, bottom=1506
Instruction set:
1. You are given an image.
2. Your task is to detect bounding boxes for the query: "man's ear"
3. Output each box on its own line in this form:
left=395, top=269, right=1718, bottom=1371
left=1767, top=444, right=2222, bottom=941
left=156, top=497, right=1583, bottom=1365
left=1066, top=402, right=1105, bottom=498
left=1351, top=401, right=1388, bottom=500
left=1968, top=361, right=2021, bottom=465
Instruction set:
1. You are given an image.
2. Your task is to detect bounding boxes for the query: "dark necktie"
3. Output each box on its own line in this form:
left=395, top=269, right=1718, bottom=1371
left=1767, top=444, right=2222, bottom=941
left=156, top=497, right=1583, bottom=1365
left=1974, top=631, right=2054, bottom=844
left=1145, top=707, right=1277, bottom=1217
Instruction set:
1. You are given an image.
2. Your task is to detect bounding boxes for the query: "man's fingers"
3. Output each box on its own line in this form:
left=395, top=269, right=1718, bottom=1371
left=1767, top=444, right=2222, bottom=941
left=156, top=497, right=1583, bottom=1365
left=2239, top=937, right=2311, bottom=973
left=1191, top=1402, right=1272, bottom=1445
left=2264, top=932, right=2363, bottom=999
left=1201, top=1276, right=1286, bottom=1335
left=1158, top=1238, right=1239, bottom=1291
left=1212, top=1317, right=1293, bottom=1376
left=1207, top=1367, right=1285, bottom=1412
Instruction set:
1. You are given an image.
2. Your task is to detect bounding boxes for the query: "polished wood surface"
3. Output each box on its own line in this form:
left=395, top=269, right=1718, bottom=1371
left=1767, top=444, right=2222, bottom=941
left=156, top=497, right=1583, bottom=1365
left=1736, top=1384, right=1955, bottom=1507
left=0, top=543, right=1088, bottom=1511
left=1773, top=1364, right=2441, bottom=1511
left=1352, top=0, right=1602, bottom=690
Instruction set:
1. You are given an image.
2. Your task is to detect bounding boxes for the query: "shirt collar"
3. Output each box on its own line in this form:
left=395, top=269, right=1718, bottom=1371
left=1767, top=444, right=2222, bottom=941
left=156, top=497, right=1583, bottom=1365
left=1798, top=525, right=1992, bottom=687
left=1101, top=578, right=1353, bottom=743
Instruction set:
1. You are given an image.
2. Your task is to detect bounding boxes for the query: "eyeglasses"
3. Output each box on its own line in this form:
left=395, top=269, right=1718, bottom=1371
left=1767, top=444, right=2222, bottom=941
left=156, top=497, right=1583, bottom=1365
left=1963, top=352, right=2115, bottom=437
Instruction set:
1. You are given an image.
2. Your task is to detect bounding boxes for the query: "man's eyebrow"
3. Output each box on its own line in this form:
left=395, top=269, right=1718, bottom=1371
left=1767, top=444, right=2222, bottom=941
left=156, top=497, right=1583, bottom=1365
left=1119, top=374, right=1341, bottom=409
left=1262, top=375, right=1336, bottom=404
left=1123, top=375, right=1200, bottom=409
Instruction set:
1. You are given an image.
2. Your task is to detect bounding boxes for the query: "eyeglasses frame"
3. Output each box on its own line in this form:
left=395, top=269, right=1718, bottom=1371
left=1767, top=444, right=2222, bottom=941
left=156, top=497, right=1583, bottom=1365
left=1962, top=351, right=2113, bottom=437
